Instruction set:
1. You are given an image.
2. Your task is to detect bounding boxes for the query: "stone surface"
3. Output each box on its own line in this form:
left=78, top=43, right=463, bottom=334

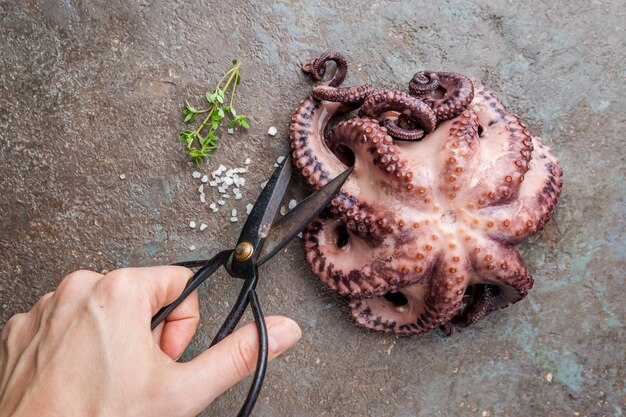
left=1, top=1, right=624, bottom=416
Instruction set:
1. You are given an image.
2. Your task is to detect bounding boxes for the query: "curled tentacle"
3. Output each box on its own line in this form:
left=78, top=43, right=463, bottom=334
left=409, top=71, right=474, bottom=121
left=302, top=51, right=348, bottom=87
left=408, top=71, right=440, bottom=95
left=359, top=90, right=437, bottom=141
left=302, top=51, right=373, bottom=103
left=383, top=116, right=425, bottom=141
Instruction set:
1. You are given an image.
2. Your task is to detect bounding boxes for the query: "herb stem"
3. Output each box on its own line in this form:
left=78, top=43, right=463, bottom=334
left=179, top=60, right=249, bottom=164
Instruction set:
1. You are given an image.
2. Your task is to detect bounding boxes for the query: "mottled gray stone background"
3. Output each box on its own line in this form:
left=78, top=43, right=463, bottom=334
left=1, top=1, right=624, bottom=416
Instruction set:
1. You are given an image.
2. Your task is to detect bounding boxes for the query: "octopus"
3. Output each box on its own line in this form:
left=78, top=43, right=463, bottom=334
left=289, top=52, right=563, bottom=334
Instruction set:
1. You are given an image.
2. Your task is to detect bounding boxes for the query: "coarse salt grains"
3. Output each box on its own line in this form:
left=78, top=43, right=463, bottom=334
left=188, top=155, right=297, bottom=232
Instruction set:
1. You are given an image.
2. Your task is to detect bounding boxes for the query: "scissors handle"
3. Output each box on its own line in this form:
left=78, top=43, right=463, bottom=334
left=237, top=289, right=268, bottom=417
left=151, top=249, right=233, bottom=330
left=210, top=263, right=258, bottom=346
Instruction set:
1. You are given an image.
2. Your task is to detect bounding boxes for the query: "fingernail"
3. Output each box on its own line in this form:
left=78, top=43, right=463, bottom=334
left=267, top=319, right=302, bottom=354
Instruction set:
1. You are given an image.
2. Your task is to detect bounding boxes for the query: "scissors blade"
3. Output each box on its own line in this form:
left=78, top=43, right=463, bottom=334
left=235, top=155, right=292, bottom=250
left=257, top=157, right=292, bottom=239
left=257, top=165, right=353, bottom=266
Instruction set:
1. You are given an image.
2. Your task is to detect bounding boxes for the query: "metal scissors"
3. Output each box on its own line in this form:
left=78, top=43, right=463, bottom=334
left=150, top=155, right=353, bottom=417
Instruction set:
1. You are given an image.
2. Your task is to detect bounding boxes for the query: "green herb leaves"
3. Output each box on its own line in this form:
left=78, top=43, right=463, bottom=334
left=180, top=60, right=249, bottom=164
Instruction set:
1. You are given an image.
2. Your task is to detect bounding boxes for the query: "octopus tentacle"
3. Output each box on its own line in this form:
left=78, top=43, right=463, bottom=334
left=408, top=71, right=440, bottom=95
left=463, top=84, right=534, bottom=208
left=326, top=118, right=414, bottom=189
left=359, top=90, right=437, bottom=141
left=289, top=97, right=350, bottom=188
left=409, top=71, right=474, bottom=121
left=457, top=240, right=534, bottom=325
left=405, top=259, right=471, bottom=333
left=383, top=116, right=425, bottom=141
left=311, top=83, right=373, bottom=103
left=359, top=90, right=437, bottom=140
left=437, top=109, right=480, bottom=199
left=302, top=51, right=348, bottom=87
left=304, top=214, right=434, bottom=299
left=480, top=137, right=563, bottom=244
left=302, top=51, right=373, bottom=103
left=323, top=117, right=430, bottom=238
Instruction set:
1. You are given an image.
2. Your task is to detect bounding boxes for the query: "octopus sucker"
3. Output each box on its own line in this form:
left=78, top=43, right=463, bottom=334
left=292, top=52, right=563, bottom=335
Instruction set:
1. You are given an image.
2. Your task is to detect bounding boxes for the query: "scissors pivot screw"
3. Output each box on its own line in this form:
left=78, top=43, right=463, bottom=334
left=234, top=241, right=254, bottom=261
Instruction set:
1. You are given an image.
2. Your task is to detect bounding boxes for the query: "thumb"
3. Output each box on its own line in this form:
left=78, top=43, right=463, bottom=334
left=171, top=316, right=301, bottom=415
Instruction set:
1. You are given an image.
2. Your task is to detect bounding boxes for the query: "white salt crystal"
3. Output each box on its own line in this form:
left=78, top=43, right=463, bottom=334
left=246, top=203, right=254, bottom=214
left=219, top=164, right=226, bottom=172
left=189, top=221, right=196, bottom=229
left=233, top=188, right=241, bottom=194
left=201, top=175, right=209, bottom=183
left=222, top=194, right=230, bottom=199
left=224, top=177, right=234, bottom=185
left=218, top=187, right=226, bottom=193
left=209, top=203, right=217, bottom=210
left=276, top=156, right=286, bottom=164
left=209, top=181, right=217, bottom=187
left=267, top=126, right=278, bottom=136
left=198, top=184, right=204, bottom=193
left=297, top=232, right=303, bottom=238
left=280, top=206, right=287, bottom=216
left=218, top=200, right=225, bottom=205
left=231, top=208, right=237, bottom=217
left=239, top=178, right=246, bottom=187
left=260, top=180, right=268, bottom=189
left=288, top=199, right=297, bottom=210
left=244, top=158, right=252, bottom=165
left=227, top=127, right=234, bottom=135
left=235, top=194, right=242, bottom=200
left=230, top=217, right=238, bottom=223
left=200, top=223, right=208, bottom=231
left=200, top=193, right=206, bottom=203
left=192, top=171, right=202, bottom=178
left=189, top=245, right=196, bottom=251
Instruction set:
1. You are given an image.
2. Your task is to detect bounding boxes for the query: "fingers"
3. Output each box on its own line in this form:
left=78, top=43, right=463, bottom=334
left=157, top=289, right=199, bottom=360
left=98, top=266, right=194, bottom=315
left=54, top=270, right=103, bottom=305
left=97, top=266, right=197, bottom=359
left=171, top=316, right=302, bottom=416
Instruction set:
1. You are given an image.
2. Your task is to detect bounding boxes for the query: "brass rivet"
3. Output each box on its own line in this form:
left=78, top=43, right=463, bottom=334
left=234, top=242, right=254, bottom=262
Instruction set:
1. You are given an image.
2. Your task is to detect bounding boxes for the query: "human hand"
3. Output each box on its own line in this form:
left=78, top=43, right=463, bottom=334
left=0, top=266, right=302, bottom=417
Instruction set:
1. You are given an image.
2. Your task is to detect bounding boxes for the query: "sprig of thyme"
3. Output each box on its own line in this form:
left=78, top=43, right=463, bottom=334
left=179, top=60, right=249, bottom=164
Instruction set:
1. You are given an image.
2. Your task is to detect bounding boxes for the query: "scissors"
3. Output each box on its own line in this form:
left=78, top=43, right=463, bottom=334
left=150, top=155, right=353, bottom=417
